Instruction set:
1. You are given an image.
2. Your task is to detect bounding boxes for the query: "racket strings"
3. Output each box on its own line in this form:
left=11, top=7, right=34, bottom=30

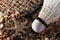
left=0, top=0, right=42, bottom=38
left=0, top=0, right=41, bottom=18
left=0, top=0, right=42, bottom=28
left=18, top=0, right=41, bottom=16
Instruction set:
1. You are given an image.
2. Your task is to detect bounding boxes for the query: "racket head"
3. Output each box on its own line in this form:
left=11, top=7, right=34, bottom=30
left=0, top=0, right=44, bottom=38
left=19, top=0, right=44, bottom=18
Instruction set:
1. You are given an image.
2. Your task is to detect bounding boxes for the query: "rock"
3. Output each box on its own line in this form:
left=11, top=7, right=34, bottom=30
left=0, top=24, right=3, bottom=29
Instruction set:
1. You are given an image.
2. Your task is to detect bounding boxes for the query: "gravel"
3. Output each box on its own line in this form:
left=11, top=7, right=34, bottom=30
left=0, top=0, right=60, bottom=40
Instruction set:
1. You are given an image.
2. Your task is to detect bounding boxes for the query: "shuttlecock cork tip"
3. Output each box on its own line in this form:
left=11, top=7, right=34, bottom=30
left=32, top=19, right=46, bottom=32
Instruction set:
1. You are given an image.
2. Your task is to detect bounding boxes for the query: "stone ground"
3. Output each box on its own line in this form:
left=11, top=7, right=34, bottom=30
left=0, top=0, right=60, bottom=40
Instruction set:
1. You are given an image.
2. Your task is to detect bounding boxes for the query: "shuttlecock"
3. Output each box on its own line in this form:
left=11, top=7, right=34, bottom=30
left=32, top=0, right=60, bottom=32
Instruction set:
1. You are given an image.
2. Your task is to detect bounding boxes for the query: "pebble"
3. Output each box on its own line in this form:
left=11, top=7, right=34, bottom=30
left=0, top=24, right=3, bottom=29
